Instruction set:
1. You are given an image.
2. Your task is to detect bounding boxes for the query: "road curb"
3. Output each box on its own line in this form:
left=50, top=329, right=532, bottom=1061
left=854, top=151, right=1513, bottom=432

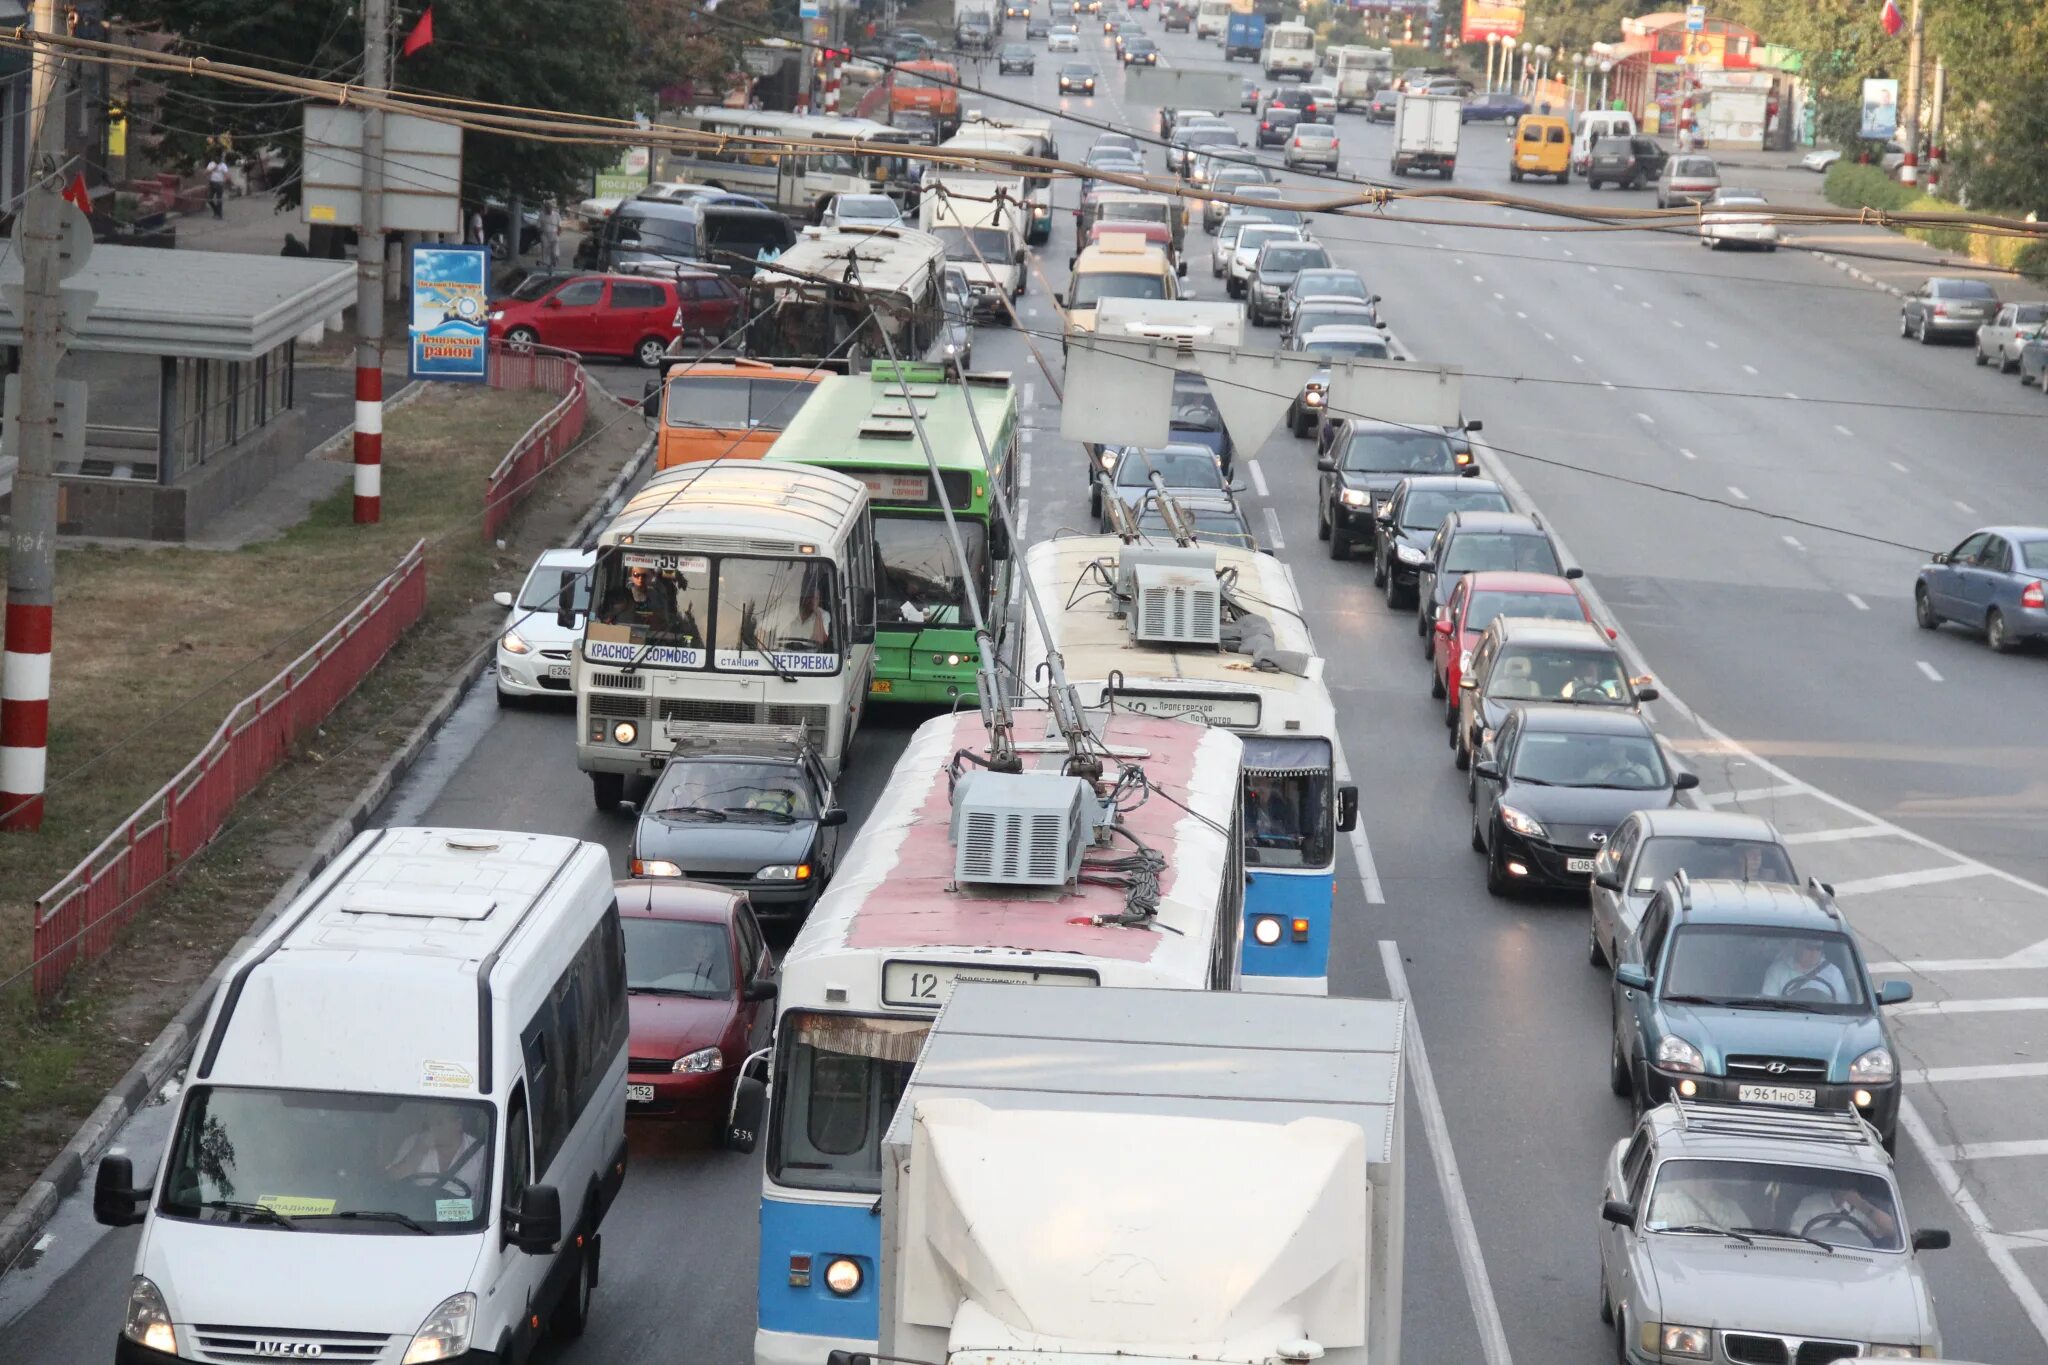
left=0, top=427, right=653, bottom=1282
left=1787, top=238, right=1907, bottom=299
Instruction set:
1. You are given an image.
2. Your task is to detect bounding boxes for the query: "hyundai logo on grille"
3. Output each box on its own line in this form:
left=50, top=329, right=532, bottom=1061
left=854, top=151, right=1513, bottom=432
left=1765, top=1060, right=1788, bottom=1075
left=255, top=1344, right=323, bottom=1359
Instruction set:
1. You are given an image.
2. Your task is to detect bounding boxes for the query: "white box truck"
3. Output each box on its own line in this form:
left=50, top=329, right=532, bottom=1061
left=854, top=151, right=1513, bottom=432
left=871, top=983, right=1408, bottom=1365
left=1392, top=92, right=1461, bottom=178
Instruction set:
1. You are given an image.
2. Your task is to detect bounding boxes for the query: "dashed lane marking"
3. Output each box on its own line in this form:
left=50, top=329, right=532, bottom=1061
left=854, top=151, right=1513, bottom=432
left=1917, top=660, right=1944, bottom=682
left=1727, top=485, right=1748, bottom=500
left=1261, top=505, right=1286, bottom=551
left=1248, top=459, right=1269, bottom=497
left=1910, top=1063, right=2048, bottom=1085
left=1701, top=781, right=1811, bottom=806
left=1781, top=824, right=1892, bottom=846
left=1834, top=423, right=1853, bottom=436
left=1833, top=863, right=1985, bottom=896
left=1846, top=593, right=1870, bottom=610
left=1782, top=534, right=1804, bottom=551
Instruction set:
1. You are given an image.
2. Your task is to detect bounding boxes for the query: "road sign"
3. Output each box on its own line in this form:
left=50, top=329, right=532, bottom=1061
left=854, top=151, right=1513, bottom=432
left=1685, top=4, right=1705, bottom=31
left=800, top=0, right=820, bottom=16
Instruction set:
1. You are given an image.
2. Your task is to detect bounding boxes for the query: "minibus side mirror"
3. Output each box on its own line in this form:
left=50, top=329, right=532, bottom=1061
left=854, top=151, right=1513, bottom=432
left=507, top=1184, right=562, bottom=1254
left=93, top=1154, right=149, bottom=1228
left=1336, top=784, right=1358, bottom=833
left=556, top=571, right=580, bottom=630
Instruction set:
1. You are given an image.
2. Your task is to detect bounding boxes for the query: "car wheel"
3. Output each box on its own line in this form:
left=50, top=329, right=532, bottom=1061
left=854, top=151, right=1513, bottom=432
left=1599, top=1265, right=1615, bottom=1326
left=554, top=1240, right=596, bottom=1337
left=1509, top=167, right=1523, bottom=182
left=1089, top=484, right=1102, bottom=517
left=1630, top=1058, right=1651, bottom=1122
left=1316, top=500, right=1330, bottom=540
left=1470, top=801, right=1486, bottom=853
left=1914, top=583, right=1939, bottom=630
left=1988, top=607, right=2018, bottom=653
left=1454, top=731, right=1470, bottom=772
left=1430, top=667, right=1446, bottom=700
left=1609, top=1014, right=1632, bottom=1095
left=506, top=325, right=539, bottom=351
left=1918, top=316, right=1933, bottom=345
left=1384, top=569, right=1404, bottom=608
left=2001, top=351, right=2018, bottom=374
left=1974, top=345, right=1988, bottom=366
left=590, top=771, right=624, bottom=813
left=1589, top=915, right=1607, bottom=968
left=636, top=336, right=668, bottom=368
left=1900, top=312, right=1912, bottom=338
left=1328, top=523, right=1349, bottom=560
left=1371, top=548, right=1388, bottom=588
left=495, top=685, right=518, bottom=709
left=1484, top=837, right=1510, bottom=897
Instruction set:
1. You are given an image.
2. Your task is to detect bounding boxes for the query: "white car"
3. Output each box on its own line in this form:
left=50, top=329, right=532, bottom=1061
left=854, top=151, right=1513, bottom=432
left=492, top=547, right=594, bottom=703
left=1698, top=190, right=1779, bottom=251
left=1227, top=223, right=1305, bottom=297
left=1800, top=147, right=1842, bottom=173
left=822, top=192, right=903, bottom=229
left=1048, top=23, right=1079, bottom=50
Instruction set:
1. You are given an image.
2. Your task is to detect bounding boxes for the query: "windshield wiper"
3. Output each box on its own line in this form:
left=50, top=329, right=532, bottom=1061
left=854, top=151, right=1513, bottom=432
left=1653, top=1223, right=1752, bottom=1244
left=629, top=984, right=721, bottom=998
left=1658, top=993, right=1739, bottom=1006
left=721, top=807, right=795, bottom=823
left=1734, top=1226, right=1835, bottom=1254
left=196, top=1199, right=298, bottom=1230
left=1725, top=997, right=1836, bottom=1012
left=652, top=804, right=727, bottom=821
left=303, top=1209, right=431, bottom=1234
left=1511, top=775, right=1554, bottom=786
left=741, top=626, right=802, bottom=685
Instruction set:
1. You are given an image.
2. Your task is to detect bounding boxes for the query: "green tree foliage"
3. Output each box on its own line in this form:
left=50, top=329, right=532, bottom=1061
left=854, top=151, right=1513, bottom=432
left=114, top=0, right=637, bottom=206
left=1517, top=0, right=1667, bottom=53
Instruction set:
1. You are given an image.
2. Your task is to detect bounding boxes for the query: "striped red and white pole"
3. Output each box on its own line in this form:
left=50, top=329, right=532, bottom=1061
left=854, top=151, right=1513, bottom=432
left=0, top=599, right=53, bottom=832
left=824, top=60, right=842, bottom=115
left=353, top=362, right=382, bottom=524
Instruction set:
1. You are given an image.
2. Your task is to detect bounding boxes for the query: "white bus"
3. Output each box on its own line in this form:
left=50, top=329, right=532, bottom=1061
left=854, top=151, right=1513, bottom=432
left=575, top=460, right=877, bottom=805
left=1263, top=19, right=1318, bottom=81
left=744, top=705, right=1246, bottom=1365
left=1196, top=0, right=1233, bottom=39
left=653, top=108, right=914, bottom=220
left=745, top=225, right=951, bottom=368
left=943, top=116, right=1059, bottom=243
left=1021, top=535, right=1356, bottom=995
left=1322, top=43, right=1395, bottom=108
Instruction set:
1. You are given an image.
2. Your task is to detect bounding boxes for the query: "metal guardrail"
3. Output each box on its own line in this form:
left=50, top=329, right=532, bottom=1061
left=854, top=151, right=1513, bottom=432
left=482, top=339, right=591, bottom=543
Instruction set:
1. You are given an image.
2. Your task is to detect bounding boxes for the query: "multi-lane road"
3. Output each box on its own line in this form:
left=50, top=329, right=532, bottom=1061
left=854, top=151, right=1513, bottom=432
left=7, top=12, right=2048, bottom=1364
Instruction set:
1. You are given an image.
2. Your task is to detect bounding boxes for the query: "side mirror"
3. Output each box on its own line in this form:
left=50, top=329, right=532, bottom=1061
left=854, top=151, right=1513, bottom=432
left=1464, top=418, right=1482, bottom=432
left=507, top=1183, right=562, bottom=1254
left=1673, top=772, right=1700, bottom=791
left=1634, top=686, right=1660, bottom=702
left=1564, top=566, right=1585, bottom=580
left=1459, top=676, right=1478, bottom=691
left=1912, top=1228, right=1952, bottom=1252
left=1879, top=979, right=1915, bottom=1006
left=820, top=806, right=849, bottom=827
left=493, top=590, right=514, bottom=608
left=743, top=976, right=780, bottom=1003
left=1601, top=1199, right=1636, bottom=1228
left=1593, top=864, right=1623, bottom=892
left=1316, top=454, right=1336, bottom=472
left=1930, top=552, right=1950, bottom=565
left=1336, top=784, right=1358, bottom=833
left=725, top=1073, right=768, bottom=1153
left=93, top=1155, right=148, bottom=1228
left=543, top=296, right=563, bottom=309
left=556, top=570, right=580, bottom=630
left=829, top=1353, right=877, bottom=1365
left=1615, top=963, right=1651, bottom=992
left=1472, top=759, right=1501, bottom=780
left=1434, top=619, right=1453, bottom=636
left=1177, top=258, right=1188, bottom=276
left=1055, top=292, right=1067, bottom=308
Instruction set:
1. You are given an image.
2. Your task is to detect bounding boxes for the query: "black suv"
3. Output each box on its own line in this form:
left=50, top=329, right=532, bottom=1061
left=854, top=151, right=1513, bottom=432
left=1256, top=106, right=1303, bottom=147
left=1317, top=419, right=1472, bottom=562
left=1373, top=475, right=1511, bottom=608
left=1263, top=86, right=1321, bottom=122
left=1416, top=509, right=1572, bottom=644
left=1586, top=135, right=1669, bottom=190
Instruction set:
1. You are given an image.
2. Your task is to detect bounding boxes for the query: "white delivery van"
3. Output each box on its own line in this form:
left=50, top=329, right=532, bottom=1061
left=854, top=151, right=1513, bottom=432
left=95, top=827, right=629, bottom=1365
left=1573, top=109, right=1638, bottom=174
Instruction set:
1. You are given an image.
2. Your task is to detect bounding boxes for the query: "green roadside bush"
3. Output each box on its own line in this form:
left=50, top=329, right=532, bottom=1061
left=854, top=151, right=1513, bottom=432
left=1823, top=160, right=2048, bottom=283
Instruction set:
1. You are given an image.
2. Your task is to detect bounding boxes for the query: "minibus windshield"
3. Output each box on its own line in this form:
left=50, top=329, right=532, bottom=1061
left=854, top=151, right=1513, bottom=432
left=160, top=1086, right=495, bottom=1234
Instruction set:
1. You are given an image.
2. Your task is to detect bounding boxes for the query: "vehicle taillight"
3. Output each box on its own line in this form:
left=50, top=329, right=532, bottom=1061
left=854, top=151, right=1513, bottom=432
left=2025, top=581, right=2046, bottom=609
left=1261, top=121, right=1270, bottom=130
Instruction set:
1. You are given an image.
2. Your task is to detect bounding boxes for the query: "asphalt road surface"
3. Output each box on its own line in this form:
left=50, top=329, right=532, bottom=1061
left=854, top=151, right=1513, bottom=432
left=7, top=11, right=2048, bottom=1365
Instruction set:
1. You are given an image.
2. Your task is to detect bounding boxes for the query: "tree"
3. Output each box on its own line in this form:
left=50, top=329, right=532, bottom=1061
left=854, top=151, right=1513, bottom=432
left=113, top=0, right=638, bottom=208
left=1516, top=0, right=1667, bottom=54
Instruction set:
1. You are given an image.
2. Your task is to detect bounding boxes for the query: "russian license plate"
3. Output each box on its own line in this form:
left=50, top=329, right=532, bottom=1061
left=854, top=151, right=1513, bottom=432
left=1566, top=857, right=1597, bottom=874
left=1738, top=1084, right=1816, bottom=1108
left=546, top=664, right=571, bottom=681
left=627, top=1084, right=655, bottom=1104
left=872, top=678, right=893, bottom=694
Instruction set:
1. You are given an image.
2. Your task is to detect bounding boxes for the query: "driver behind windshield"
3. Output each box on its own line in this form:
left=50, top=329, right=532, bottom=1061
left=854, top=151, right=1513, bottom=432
left=383, top=1103, right=489, bottom=1192
left=1762, top=937, right=1851, bottom=1002
left=599, top=562, right=694, bottom=642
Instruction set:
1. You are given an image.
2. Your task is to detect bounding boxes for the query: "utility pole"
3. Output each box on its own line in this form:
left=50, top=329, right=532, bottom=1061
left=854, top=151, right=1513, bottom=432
left=353, top=0, right=389, bottom=524
left=1, top=0, right=73, bottom=833
left=1898, top=0, right=1924, bottom=186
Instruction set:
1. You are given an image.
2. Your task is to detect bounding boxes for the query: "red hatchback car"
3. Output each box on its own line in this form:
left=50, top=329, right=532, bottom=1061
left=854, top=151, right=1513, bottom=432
left=619, top=879, right=777, bottom=1122
left=487, top=270, right=744, bottom=367
left=1432, top=571, right=1609, bottom=722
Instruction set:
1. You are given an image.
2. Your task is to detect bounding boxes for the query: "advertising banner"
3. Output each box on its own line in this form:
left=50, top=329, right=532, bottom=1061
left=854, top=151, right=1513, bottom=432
left=408, top=244, right=491, bottom=383
left=1859, top=78, right=1899, bottom=141
left=1460, top=0, right=1524, bottom=43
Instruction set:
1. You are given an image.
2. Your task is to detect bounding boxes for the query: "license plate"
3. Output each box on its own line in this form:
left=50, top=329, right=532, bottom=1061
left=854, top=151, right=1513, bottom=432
left=1566, top=857, right=1597, bottom=874
left=546, top=664, right=571, bottom=681
left=1738, top=1084, right=1816, bottom=1108
left=871, top=678, right=893, bottom=694
left=627, top=1084, right=655, bottom=1104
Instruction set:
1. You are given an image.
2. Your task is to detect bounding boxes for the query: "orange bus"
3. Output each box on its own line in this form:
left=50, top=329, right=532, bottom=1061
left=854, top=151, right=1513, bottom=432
left=890, top=61, right=961, bottom=137
left=654, top=359, right=828, bottom=469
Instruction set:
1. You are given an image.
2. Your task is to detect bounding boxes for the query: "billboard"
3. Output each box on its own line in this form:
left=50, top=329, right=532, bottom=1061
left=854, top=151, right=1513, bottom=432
left=303, top=107, right=463, bottom=234
left=408, top=244, right=491, bottom=383
left=1460, top=0, right=1524, bottom=42
left=1859, top=78, right=1899, bottom=141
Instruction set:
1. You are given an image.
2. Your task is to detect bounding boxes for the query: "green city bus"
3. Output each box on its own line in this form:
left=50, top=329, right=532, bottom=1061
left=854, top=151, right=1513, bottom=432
left=763, top=363, right=1017, bottom=703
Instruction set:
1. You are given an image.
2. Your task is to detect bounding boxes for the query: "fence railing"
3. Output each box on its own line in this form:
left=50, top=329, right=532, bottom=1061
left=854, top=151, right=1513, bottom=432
left=29, top=541, right=430, bottom=1002
left=483, top=340, right=591, bottom=543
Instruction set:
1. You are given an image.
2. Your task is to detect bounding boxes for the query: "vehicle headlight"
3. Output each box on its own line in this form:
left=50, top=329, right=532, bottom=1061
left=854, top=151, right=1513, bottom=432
left=612, top=721, right=637, bottom=745
left=1252, top=915, right=1284, bottom=945
left=1867, top=1347, right=1930, bottom=1359
left=1340, top=489, right=1368, bottom=506
left=1304, top=390, right=1325, bottom=407
left=1850, top=1046, right=1896, bottom=1084
left=825, top=1258, right=863, bottom=1295
left=1497, top=804, right=1546, bottom=839
left=674, top=1046, right=724, bottom=1074
left=1397, top=545, right=1426, bottom=565
left=501, top=629, right=531, bottom=655
left=486, top=309, right=505, bottom=322
left=401, top=1292, right=477, bottom=1364
left=633, top=858, right=682, bottom=878
left=757, top=864, right=812, bottom=881
left=1656, top=1035, right=1706, bottom=1075
left=1643, top=1323, right=1711, bottom=1359
left=123, top=1276, right=178, bottom=1356
left=1100, top=450, right=1118, bottom=468
left=944, top=342, right=959, bottom=355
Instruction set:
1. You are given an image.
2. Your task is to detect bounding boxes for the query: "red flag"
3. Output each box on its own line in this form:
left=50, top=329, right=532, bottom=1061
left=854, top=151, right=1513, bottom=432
left=401, top=6, right=434, bottom=57
left=60, top=172, right=91, bottom=213
left=1881, top=0, right=1904, bottom=36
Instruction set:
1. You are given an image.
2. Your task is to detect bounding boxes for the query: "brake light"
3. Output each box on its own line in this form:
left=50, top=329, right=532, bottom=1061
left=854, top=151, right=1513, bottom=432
left=1932, top=305, right=1949, bottom=317
left=1261, top=121, right=1271, bottom=130
left=2025, top=581, right=2046, bottom=610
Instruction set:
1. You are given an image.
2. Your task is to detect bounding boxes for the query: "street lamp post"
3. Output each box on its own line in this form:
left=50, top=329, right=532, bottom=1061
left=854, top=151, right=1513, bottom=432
left=1535, top=45, right=1552, bottom=98
left=1599, top=59, right=1613, bottom=111
left=1518, top=41, right=1532, bottom=94
left=1486, top=32, right=1500, bottom=94
left=1566, top=53, right=1581, bottom=112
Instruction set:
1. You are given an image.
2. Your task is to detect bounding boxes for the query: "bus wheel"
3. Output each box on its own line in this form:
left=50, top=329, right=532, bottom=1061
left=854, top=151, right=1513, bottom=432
left=591, top=771, right=624, bottom=812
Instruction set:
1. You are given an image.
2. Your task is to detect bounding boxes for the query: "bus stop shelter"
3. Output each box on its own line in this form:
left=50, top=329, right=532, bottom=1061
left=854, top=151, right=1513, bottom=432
left=0, top=244, right=354, bottom=541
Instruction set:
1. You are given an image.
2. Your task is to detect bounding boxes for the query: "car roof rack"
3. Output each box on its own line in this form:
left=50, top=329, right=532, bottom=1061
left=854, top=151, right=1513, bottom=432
left=1673, top=867, right=1692, bottom=914
left=1670, top=1097, right=1886, bottom=1153
left=1808, top=875, right=1843, bottom=920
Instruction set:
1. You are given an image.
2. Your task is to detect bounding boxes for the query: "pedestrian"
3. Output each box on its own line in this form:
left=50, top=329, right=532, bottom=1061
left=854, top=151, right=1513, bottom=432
left=538, top=198, right=560, bottom=271
left=466, top=206, right=485, bottom=245
left=205, top=154, right=229, bottom=218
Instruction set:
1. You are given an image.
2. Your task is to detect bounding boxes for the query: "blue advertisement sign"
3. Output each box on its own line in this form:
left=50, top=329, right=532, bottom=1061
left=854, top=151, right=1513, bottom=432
left=409, top=244, right=492, bottom=382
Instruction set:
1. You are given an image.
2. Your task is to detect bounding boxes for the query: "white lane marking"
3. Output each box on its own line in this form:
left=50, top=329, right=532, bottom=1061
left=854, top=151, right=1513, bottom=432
left=1328, top=734, right=1382, bottom=905
left=1917, top=660, right=1944, bottom=682
left=1891, top=460, right=1911, bottom=473
left=1834, top=423, right=1853, bottom=436
left=1846, top=593, right=1870, bottom=611
left=1635, top=412, right=1655, bottom=425
left=1741, top=363, right=1759, bottom=375
left=1640, top=300, right=1652, bottom=310
left=1955, top=500, right=1977, bottom=514
left=1379, top=941, right=1515, bottom=1365
left=1023, top=381, right=1036, bottom=406
left=1671, top=319, right=1685, bottom=330
left=1601, top=380, right=1616, bottom=390
left=1782, top=534, right=1804, bottom=551
left=1901, top=1100, right=2048, bottom=1346
left=1015, top=502, right=1030, bottom=542
left=1515, top=311, right=1527, bottom=319
left=1727, top=485, right=1748, bottom=500
left=1897, top=998, right=2048, bottom=1020
left=1563, top=247, right=1574, bottom=256
left=1542, top=331, right=1555, bottom=341
left=1493, top=291, right=1505, bottom=301
left=1952, top=1140, right=2048, bottom=1162
left=1019, top=445, right=1033, bottom=489
left=1572, top=354, right=1586, bottom=365
left=1784, top=390, right=1801, bottom=400
left=1910, top=1062, right=2048, bottom=1084
left=1454, top=257, right=1465, bottom=265
left=1261, top=505, right=1286, bottom=551
left=1679, top=447, right=1697, bottom=460
left=1871, top=934, right=2048, bottom=975
left=1701, top=781, right=1812, bottom=806
left=1833, top=863, right=1987, bottom=896
left=1706, top=339, right=1719, bottom=349
left=1248, top=459, right=1269, bottom=497
left=1472, top=274, right=1484, bottom=283
left=1781, top=824, right=1892, bottom=846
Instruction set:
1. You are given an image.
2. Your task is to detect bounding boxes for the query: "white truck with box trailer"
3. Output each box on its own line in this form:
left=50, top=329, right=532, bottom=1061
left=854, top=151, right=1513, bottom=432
left=1392, top=91, right=1461, bottom=178
left=866, top=983, right=1408, bottom=1365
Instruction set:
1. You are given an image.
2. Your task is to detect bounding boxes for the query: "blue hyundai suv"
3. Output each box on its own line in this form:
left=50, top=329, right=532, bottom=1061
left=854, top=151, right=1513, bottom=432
left=1609, top=872, right=1914, bottom=1147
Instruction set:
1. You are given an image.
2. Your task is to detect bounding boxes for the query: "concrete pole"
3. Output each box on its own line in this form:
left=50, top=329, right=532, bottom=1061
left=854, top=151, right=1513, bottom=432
left=1927, top=58, right=1945, bottom=190
left=353, top=0, right=388, bottom=523
left=1, top=0, right=70, bottom=833
left=1899, top=0, right=1923, bottom=185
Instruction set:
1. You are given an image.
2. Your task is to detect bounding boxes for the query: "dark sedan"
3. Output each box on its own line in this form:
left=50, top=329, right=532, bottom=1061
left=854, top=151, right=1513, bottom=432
left=1472, top=705, right=1698, bottom=897
left=630, top=735, right=847, bottom=920
left=1462, top=92, right=1528, bottom=122
left=1372, top=476, right=1511, bottom=607
left=1367, top=88, right=1399, bottom=123
left=999, top=43, right=1037, bottom=74
left=1167, top=373, right=1236, bottom=476
left=1059, top=62, right=1099, bottom=95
